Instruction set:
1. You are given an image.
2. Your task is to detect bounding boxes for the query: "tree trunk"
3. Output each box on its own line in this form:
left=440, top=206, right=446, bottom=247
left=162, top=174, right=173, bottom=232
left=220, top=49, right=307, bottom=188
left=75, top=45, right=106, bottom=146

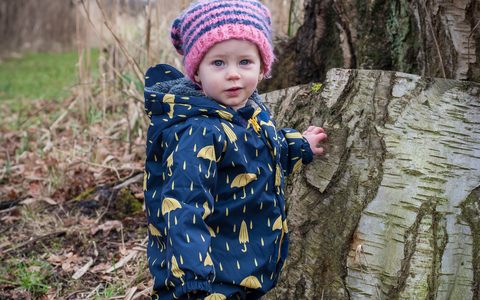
left=259, top=0, right=480, bottom=93
left=260, top=69, right=480, bottom=299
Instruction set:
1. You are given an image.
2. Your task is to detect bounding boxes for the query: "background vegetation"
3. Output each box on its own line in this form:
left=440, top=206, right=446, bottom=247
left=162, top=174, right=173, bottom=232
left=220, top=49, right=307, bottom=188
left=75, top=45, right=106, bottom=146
left=0, top=1, right=304, bottom=299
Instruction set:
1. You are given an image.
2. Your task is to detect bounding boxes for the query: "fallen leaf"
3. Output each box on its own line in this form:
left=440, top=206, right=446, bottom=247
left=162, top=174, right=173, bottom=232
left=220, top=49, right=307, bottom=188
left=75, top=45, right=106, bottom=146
left=90, top=220, right=123, bottom=237
left=90, top=263, right=111, bottom=273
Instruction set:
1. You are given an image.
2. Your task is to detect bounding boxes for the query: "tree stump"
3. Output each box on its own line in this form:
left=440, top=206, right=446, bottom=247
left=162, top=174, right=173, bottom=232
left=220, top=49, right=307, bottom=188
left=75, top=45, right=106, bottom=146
left=261, top=69, right=480, bottom=299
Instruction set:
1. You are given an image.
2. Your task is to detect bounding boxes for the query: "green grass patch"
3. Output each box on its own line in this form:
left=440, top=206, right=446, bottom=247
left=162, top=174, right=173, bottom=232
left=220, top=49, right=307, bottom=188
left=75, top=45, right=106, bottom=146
left=0, top=255, right=55, bottom=293
left=0, top=50, right=100, bottom=104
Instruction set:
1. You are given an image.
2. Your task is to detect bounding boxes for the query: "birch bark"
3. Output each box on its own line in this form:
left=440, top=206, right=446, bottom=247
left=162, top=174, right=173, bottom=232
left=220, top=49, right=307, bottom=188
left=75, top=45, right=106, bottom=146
left=261, top=68, right=480, bottom=299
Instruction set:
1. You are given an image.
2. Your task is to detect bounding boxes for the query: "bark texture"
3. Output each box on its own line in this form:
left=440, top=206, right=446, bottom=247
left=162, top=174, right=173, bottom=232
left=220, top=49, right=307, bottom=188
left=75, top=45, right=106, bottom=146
left=259, top=0, right=480, bottom=93
left=260, top=69, right=480, bottom=299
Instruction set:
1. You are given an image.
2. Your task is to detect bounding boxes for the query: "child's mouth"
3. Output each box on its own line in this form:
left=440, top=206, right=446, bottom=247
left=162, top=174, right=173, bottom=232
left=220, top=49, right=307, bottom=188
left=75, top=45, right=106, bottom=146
left=225, top=87, right=242, bottom=96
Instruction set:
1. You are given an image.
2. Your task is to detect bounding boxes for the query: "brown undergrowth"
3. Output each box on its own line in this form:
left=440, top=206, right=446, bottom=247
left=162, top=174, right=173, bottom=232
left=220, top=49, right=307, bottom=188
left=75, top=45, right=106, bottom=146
left=0, top=90, right=152, bottom=299
left=0, top=1, right=301, bottom=299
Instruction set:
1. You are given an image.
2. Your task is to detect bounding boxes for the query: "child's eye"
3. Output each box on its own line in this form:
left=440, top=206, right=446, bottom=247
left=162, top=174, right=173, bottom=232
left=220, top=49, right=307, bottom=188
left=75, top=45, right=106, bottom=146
left=214, top=60, right=224, bottom=67
left=240, top=60, right=250, bottom=65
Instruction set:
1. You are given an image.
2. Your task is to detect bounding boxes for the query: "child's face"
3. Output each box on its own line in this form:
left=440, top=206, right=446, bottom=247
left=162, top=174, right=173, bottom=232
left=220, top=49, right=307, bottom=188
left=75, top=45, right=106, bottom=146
left=194, top=39, right=264, bottom=111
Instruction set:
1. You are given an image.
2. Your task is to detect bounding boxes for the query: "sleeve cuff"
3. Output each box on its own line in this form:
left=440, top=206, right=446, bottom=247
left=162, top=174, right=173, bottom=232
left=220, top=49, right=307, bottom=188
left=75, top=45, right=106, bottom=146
left=301, top=137, right=314, bottom=165
left=174, top=280, right=212, bottom=299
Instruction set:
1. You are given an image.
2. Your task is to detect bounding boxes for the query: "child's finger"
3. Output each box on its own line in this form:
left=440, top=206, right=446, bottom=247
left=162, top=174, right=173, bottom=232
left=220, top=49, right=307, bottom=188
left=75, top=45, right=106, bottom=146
left=312, top=147, right=324, bottom=155
left=317, top=132, right=327, bottom=141
left=311, top=127, right=325, bottom=135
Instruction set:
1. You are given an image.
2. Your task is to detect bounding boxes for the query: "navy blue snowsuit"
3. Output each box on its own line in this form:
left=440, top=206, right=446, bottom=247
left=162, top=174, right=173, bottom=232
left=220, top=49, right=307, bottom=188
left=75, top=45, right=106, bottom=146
left=143, top=64, right=313, bottom=300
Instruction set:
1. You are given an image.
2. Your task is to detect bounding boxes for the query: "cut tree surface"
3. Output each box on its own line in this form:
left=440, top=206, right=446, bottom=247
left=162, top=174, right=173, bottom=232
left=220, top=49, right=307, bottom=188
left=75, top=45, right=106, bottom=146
left=261, top=69, right=480, bottom=299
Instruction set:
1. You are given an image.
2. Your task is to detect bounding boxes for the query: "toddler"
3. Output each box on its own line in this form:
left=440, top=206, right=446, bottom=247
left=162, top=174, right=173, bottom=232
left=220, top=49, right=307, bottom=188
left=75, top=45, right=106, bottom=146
left=143, top=1, right=327, bottom=299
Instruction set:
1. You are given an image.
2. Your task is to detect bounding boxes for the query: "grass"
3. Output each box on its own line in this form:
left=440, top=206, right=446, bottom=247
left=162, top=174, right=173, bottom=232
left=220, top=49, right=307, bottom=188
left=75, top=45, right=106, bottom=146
left=0, top=255, right=55, bottom=293
left=0, top=50, right=100, bottom=105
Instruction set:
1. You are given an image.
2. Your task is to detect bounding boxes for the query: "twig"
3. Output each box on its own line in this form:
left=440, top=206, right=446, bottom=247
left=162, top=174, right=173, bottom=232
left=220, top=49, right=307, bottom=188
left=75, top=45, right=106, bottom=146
left=112, top=172, right=144, bottom=190
left=132, top=287, right=152, bottom=299
left=468, top=19, right=480, bottom=68
left=95, top=0, right=145, bottom=89
left=423, top=0, right=446, bottom=78
left=145, top=0, right=152, bottom=68
left=4, top=229, right=68, bottom=253
left=354, top=244, right=380, bottom=299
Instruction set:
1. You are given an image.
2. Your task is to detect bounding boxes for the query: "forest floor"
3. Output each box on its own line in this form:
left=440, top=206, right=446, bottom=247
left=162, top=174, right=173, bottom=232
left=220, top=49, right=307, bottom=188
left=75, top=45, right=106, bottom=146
left=0, top=52, right=152, bottom=300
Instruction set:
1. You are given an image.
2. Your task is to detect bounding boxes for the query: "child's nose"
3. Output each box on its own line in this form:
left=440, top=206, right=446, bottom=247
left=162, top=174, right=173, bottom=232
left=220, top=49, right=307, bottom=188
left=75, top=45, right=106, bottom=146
left=225, top=66, right=241, bottom=80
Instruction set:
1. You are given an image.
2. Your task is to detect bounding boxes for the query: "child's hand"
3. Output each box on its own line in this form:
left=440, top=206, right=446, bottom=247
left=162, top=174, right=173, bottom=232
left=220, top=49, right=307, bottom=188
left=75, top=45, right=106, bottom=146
left=302, top=126, right=327, bottom=155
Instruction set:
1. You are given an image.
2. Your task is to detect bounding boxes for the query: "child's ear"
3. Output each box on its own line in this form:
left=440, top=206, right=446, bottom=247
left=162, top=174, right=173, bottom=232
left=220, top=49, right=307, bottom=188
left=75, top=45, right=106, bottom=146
left=258, top=66, right=264, bottom=81
left=194, top=71, right=201, bottom=83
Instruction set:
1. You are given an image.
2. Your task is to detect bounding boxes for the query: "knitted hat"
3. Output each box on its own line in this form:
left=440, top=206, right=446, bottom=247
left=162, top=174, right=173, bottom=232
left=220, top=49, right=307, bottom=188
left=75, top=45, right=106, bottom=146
left=170, top=0, right=274, bottom=84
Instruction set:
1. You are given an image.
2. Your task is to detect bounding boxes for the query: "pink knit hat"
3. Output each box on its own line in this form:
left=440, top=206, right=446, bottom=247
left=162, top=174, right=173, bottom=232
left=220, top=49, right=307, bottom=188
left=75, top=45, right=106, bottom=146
left=170, top=0, right=274, bottom=84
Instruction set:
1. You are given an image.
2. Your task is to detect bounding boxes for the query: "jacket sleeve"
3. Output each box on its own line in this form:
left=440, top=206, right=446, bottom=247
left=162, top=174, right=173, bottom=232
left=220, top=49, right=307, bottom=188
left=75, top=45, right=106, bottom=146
left=277, top=128, right=314, bottom=177
left=158, top=120, right=224, bottom=297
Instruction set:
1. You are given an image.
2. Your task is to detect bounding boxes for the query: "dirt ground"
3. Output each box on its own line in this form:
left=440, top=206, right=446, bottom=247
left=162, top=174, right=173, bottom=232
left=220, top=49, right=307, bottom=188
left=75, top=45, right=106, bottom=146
left=0, top=176, right=152, bottom=300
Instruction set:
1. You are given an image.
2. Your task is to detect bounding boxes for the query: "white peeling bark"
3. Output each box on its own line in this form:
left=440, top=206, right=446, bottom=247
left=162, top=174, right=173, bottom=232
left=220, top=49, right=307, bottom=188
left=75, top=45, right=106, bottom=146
left=260, top=68, right=480, bottom=299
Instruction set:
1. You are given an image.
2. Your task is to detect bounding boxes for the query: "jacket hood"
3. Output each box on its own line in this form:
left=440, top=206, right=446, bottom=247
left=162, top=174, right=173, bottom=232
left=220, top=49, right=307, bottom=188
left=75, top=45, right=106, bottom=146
left=144, top=64, right=269, bottom=130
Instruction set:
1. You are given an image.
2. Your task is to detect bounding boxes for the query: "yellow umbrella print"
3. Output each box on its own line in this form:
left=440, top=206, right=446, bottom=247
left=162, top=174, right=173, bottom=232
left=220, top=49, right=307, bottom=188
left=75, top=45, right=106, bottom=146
left=239, top=220, right=249, bottom=252
left=220, top=123, right=239, bottom=151
left=197, top=145, right=216, bottom=178
left=171, top=255, right=185, bottom=282
left=166, top=152, right=174, bottom=176
left=203, top=201, right=211, bottom=220
left=163, top=94, right=191, bottom=118
left=231, top=173, right=257, bottom=199
left=272, top=216, right=283, bottom=231
left=149, top=223, right=164, bottom=250
left=162, top=197, right=182, bottom=228
left=205, top=293, right=227, bottom=300
left=216, top=110, right=233, bottom=121
left=239, top=276, right=262, bottom=289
